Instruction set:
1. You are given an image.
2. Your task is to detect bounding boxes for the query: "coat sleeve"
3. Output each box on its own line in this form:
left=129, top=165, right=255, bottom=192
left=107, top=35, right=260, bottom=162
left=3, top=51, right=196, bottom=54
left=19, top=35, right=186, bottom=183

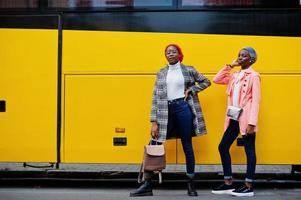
left=248, top=74, right=261, bottom=126
left=189, top=67, right=211, bottom=95
left=150, top=73, right=159, bottom=122
left=213, top=65, right=233, bottom=85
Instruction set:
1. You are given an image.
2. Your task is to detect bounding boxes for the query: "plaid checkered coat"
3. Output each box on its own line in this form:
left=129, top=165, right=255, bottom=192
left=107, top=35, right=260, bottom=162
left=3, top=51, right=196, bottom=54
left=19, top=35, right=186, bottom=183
left=151, top=64, right=211, bottom=142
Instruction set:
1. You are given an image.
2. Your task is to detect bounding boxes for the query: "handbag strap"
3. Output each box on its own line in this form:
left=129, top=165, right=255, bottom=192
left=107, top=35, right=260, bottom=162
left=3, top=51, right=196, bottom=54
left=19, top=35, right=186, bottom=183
left=158, top=171, right=162, bottom=184
left=149, top=139, right=162, bottom=145
left=138, top=164, right=163, bottom=184
left=137, top=163, right=144, bottom=183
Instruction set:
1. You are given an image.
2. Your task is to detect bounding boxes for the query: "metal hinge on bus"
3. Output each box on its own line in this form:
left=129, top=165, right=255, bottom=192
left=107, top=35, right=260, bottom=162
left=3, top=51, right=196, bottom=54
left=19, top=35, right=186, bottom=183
left=23, top=162, right=55, bottom=168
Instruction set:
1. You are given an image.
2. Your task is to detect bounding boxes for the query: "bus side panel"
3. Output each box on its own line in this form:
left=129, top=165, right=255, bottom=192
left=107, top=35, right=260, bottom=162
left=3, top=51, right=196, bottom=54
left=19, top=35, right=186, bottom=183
left=177, top=75, right=301, bottom=164
left=63, top=75, right=177, bottom=163
left=62, top=31, right=301, bottom=74
left=0, top=28, right=58, bottom=162
left=63, top=30, right=301, bottom=164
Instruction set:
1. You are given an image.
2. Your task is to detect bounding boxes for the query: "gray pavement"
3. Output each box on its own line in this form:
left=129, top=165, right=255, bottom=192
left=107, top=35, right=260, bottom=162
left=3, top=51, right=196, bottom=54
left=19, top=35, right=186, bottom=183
left=0, top=163, right=294, bottom=174
left=1, top=187, right=301, bottom=200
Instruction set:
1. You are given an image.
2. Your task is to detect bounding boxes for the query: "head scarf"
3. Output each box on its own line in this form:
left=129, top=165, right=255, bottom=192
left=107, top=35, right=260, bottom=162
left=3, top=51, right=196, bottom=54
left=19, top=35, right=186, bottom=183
left=242, top=47, right=257, bottom=64
left=165, top=44, right=184, bottom=62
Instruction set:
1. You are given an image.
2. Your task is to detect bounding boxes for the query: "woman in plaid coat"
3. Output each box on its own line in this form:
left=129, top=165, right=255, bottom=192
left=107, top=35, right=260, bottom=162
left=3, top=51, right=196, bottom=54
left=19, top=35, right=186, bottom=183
left=130, top=44, right=211, bottom=197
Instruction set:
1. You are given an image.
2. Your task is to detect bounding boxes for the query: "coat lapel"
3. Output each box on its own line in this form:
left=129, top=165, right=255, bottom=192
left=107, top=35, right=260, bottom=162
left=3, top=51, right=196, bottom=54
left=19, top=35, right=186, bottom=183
left=180, top=63, right=190, bottom=89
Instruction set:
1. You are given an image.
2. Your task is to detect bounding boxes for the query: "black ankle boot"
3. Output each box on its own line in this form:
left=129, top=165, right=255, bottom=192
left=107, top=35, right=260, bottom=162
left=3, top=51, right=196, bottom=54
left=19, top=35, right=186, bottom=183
left=187, top=177, right=198, bottom=196
left=130, top=179, right=153, bottom=197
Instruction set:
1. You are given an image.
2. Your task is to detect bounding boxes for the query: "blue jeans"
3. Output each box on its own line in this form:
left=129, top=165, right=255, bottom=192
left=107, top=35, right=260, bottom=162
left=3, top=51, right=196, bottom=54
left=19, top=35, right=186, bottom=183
left=167, top=98, right=195, bottom=176
left=218, top=119, right=256, bottom=182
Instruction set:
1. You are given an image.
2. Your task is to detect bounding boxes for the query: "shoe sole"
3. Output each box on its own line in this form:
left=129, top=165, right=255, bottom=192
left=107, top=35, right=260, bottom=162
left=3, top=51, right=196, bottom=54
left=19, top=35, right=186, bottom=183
left=231, top=191, right=254, bottom=197
left=187, top=192, right=198, bottom=196
left=129, top=192, right=153, bottom=197
left=212, top=189, right=235, bottom=195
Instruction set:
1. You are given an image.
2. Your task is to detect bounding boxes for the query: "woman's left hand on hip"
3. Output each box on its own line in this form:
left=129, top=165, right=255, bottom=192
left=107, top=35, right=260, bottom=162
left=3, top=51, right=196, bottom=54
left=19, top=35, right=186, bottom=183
left=184, top=89, right=192, bottom=101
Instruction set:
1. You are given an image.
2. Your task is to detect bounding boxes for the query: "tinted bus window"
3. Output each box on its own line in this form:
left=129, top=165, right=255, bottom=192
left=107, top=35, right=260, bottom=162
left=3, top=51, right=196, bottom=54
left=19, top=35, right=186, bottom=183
left=48, top=0, right=132, bottom=8
left=0, top=0, right=38, bottom=8
left=48, top=0, right=173, bottom=8
left=182, top=0, right=300, bottom=7
left=134, top=0, right=172, bottom=6
left=182, top=0, right=253, bottom=6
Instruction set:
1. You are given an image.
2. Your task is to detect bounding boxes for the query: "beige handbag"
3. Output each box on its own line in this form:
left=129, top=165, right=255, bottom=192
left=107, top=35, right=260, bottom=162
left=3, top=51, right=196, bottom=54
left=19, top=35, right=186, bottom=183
left=138, top=143, right=166, bottom=183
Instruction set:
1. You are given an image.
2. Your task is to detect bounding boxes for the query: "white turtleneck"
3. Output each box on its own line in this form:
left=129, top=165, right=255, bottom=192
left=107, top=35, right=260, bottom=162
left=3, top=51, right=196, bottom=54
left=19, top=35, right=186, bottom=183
left=166, top=61, right=185, bottom=101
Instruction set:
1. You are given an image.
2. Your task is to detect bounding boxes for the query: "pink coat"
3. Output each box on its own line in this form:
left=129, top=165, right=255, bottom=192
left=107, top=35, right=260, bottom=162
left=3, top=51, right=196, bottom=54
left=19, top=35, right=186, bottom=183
left=213, top=65, right=261, bottom=135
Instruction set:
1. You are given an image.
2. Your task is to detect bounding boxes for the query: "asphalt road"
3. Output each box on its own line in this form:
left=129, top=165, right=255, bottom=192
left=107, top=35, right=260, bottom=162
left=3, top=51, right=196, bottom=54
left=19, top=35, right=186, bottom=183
left=1, top=187, right=301, bottom=200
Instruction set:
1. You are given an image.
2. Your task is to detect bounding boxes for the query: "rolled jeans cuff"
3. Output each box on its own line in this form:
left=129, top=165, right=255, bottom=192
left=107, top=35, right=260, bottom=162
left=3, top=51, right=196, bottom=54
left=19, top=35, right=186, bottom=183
left=186, top=173, right=195, bottom=179
left=245, top=178, right=253, bottom=183
left=224, top=176, right=232, bottom=180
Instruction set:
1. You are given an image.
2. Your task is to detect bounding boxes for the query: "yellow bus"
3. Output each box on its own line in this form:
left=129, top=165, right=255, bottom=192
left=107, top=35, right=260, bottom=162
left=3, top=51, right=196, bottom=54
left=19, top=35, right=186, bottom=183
left=1, top=0, right=301, bottom=173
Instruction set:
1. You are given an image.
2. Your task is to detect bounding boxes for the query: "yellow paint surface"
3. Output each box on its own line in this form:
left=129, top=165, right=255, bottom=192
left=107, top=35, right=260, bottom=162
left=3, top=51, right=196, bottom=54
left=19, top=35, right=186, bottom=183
left=64, top=75, right=176, bottom=163
left=178, top=75, right=301, bottom=164
left=62, top=30, right=301, bottom=164
left=63, top=30, right=301, bottom=74
left=2, top=29, right=298, bottom=164
left=0, top=29, right=57, bottom=162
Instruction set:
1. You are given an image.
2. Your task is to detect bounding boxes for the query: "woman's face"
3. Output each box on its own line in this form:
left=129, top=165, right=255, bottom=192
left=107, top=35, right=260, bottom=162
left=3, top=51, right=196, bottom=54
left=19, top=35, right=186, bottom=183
left=165, top=45, right=180, bottom=64
left=237, top=49, right=252, bottom=68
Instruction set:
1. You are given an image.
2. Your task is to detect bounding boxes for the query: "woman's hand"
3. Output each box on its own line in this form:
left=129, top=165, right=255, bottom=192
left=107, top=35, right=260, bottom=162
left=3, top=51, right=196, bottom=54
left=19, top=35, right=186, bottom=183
left=151, top=122, right=159, bottom=139
left=229, top=59, right=240, bottom=68
left=246, top=124, right=255, bottom=135
left=184, top=89, right=192, bottom=101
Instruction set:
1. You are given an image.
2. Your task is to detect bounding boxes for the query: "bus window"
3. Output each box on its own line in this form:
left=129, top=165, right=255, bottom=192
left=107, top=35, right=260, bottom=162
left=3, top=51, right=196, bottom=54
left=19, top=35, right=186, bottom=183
left=0, top=0, right=38, bottom=8
left=48, top=0, right=133, bottom=8
left=182, top=0, right=253, bottom=6
left=181, top=0, right=301, bottom=7
left=134, top=0, right=172, bottom=6
left=48, top=0, right=173, bottom=8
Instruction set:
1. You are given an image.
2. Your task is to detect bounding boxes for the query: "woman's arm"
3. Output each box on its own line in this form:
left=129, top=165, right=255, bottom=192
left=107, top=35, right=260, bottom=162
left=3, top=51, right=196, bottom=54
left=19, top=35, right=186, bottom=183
left=189, top=67, right=211, bottom=95
left=248, top=74, right=261, bottom=126
left=150, top=73, right=160, bottom=138
left=150, top=73, right=159, bottom=123
left=213, top=65, right=233, bottom=85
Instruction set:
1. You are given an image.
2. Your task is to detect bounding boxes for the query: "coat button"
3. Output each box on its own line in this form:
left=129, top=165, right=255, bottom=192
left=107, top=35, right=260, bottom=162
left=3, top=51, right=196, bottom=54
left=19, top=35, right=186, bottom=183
left=243, top=84, right=246, bottom=86
left=243, top=91, right=246, bottom=93
left=245, top=80, right=247, bottom=82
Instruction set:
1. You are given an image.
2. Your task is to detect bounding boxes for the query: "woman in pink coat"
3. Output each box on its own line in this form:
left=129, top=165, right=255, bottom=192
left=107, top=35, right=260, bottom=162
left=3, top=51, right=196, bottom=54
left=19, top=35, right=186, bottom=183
left=211, top=47, right=260, bottom=197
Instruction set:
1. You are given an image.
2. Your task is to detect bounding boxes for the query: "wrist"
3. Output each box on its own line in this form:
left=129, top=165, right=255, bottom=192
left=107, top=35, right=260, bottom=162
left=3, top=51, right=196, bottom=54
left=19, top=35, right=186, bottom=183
left=186, top=88, right=192, bottom=93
